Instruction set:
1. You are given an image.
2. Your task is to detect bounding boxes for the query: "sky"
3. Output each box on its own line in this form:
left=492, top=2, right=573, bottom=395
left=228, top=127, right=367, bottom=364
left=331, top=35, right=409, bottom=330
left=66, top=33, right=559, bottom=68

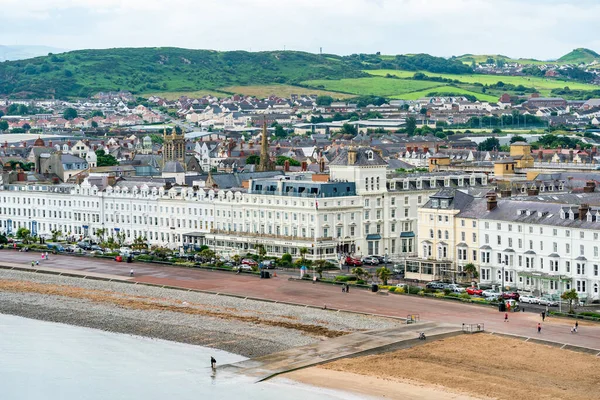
left=1, top=0, right=599, bottom=59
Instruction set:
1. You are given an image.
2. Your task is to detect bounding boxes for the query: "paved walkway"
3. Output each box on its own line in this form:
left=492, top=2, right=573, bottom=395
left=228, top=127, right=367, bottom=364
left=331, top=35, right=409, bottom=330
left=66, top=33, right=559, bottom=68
left=221, top=322, right=462, bottom=382
left=1, top=251, right=600, bottom=351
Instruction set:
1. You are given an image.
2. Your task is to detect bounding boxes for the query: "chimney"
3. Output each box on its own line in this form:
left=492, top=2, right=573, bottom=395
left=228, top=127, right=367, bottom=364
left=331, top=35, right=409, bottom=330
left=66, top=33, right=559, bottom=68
left=538, top=150, right=543, bottom=160
left=423, top=146, right=429, bottom=154
left=584, top=180, right=596, bottom=193
left=592, top=146, right=597, bottom=156
left=48, top=140, right=53, bottom=148
left=579, top=204, right=590, bottom=221
left=283, top=160, right=290, bottom=172
left=348, top=148, right=357, bottom=165
left=435, top=144, right=440, bottom=153
left=576, top=144, right=581, bottom=150
left=406, top=146, right=412, bottom=153
left=301, top=161, right=307, bottom=171
left=486, top=193, right=498, bottom=211
left=319, top=159, right=325, bottom=173
left=569, top=149, right=574, bottom=161
left=17, top=172, right=26, bottom=182
left=500, top=189, right=511, bottom=198
left=527, top=188, right=539, bottom=196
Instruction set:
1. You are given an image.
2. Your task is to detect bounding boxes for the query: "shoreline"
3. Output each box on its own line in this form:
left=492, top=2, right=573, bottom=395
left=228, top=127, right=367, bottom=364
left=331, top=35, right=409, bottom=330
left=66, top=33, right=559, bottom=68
left=0, top=269, right=402, bottom=358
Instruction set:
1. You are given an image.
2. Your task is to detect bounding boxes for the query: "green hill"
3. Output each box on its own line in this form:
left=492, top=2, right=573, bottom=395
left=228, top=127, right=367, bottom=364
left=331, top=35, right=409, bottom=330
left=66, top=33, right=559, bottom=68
left=558, top=48, right=600, bottom=64
left=0, top=48, right=366, bottom=99
left=0, top=48, right=474, bottom=99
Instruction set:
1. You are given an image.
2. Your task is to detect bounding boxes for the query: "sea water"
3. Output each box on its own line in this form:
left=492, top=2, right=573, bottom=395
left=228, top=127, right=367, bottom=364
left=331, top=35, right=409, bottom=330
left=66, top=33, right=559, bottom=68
left=0, top=314, right=363, bottom=400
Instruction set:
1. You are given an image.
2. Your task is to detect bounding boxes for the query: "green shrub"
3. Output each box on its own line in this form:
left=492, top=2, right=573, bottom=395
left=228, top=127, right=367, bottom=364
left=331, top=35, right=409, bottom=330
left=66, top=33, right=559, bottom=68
left=434, top=292, right=446, bottom=298
left=388, top=287, right=396, bottom=292
left=443, top=288, right=452, bottom=296
left=418, top=290, right=425, bottom=296
left=334, top=275, right=356, bottom=282
left=579, top=312, right=600, bottom=318
left=174, top=261, right=195, bottom=267
left=407, top=286, right=421, bottom=295
left=459, top=293, right=471, bottom=300
left=356, top=280, right=366, bottom=285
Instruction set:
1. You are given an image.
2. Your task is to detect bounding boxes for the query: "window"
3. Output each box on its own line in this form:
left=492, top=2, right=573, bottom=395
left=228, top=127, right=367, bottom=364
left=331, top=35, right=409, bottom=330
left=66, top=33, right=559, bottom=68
left=461, top=220, right=465, bottom=227
left=391, top=209, right=396, bottom=218
left=539, top=227, right=543, bottom=235
left=595, top=246, right=599, bottom=258
left=553, top=242, right=558, bottom=252
left=566, top=244, right=570, bottom=254
left=566, top=261, right=571, bottom=273
left=391, top=223, right=396, bottom=233
left=364, top=211, right=369, bottom=219
left=418, top=196, right=422, bottom=204
left=497, top=223, right=501, bottom=230
left=445, top=215, right=449, bottom=222
left=473, top=250, right=477, bottom=261
left=485, top=234, right=489, bottom=244
left=553, top=229, right=557, bottom=236
left=580, top=231, right=585, bottom=239
left=518, top=225, right=522, bottom=233
left=364, top=199, right=370, bottom=207
left=497, top=236, right=501, bottom=245
left=577, top=263, right=585, bottom=275
left=461, top=232, right=466, bottom=241
left=540, top=241, right=543, bottom=251
left=580, top=245, right=585, bottom=256
left=497, top=253, right=502, bottom=264
left=437, top=230, right=442, bottom=239
left=518, top=239, right=522, bottom=249
left=508, top=224, right=512, bottom=232
left=485, top=222, right=489, bottom=229
left=444, top=230, right=449, bottom=240
left=529, top=226, right=533, bottom=234
left=594, top=264, right=598, bottom=276
left=577, top=280, right=586, bottom=293
left=472, top=233, right=477, bottom=243
left=438, top=215, right=442, bottom=222
left=566, top=230, right=571, bottom=237
left=508, top=238, right=512, bottom=247
left=391, top=197, right=395, bottom=206
left=365, top=224, right=370, bottom=234
left=529, top=240, right=533, bottom=250
left=404, top=209, right=409, bottom=218
left=404, top=196, right=409, bottom=205
left=518, top=255, right=522, bottom=267
left=430, top=229, right=434, bottom=239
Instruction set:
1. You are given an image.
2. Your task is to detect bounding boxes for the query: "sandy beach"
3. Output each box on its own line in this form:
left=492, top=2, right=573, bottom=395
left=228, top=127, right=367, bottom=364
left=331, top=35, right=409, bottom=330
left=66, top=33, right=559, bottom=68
left=286, top=334, right=600, bottom=400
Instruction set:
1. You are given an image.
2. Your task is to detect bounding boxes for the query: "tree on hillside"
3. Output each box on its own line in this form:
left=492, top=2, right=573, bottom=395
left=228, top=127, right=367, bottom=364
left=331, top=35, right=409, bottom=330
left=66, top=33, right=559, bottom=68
left=510, top=135, right=527, bottom=144
left=340, top=123, right=357, bottom=136
left=95, top=149, right=119, bottom=167
left=561, top=289, right=579, bottom=314
left=316, top=95, right=334, bottom=106
left=273, top=124, right=287, bottom=138
left=91, top=110, right=104, bottom=118
left=22, top=123, right=31, bottom=131
left=91, top=121, right=98, bottom=128
left=0, top=120, right=9, bottom=132
left=406, top=117, right=417, bottom=136
left=63, top=108, right=78, bottom=120
left=478, top=137, right=500, bottom=151
left=275, top=156, right=300, bottom=166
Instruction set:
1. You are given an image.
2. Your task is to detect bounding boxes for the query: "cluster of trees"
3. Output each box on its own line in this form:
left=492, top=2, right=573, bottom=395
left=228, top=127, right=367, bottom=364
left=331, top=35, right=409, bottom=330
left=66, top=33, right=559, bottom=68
left=551, top=87, right=600, bottom=100
left=95, top=150, right=119, bottom=167
left=467, top=113, right=544, bottom=128
left=533, top=134, right=591, bottom=149
left=346, top=53, right=472, bottom=74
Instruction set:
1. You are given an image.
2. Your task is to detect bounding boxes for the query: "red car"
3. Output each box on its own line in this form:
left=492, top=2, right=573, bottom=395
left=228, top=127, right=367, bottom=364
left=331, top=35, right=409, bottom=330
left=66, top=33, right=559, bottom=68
left=345, top=257, right=363, bottom=267
left=501, top=292, right=520, bottom=300
left=241, top=258, right=258, bottom=267
left=466, top=287, right=483, bottom=296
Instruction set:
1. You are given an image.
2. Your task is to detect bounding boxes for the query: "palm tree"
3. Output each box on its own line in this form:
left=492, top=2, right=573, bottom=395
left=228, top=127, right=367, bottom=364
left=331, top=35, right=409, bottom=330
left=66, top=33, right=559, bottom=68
left=313, top=259, right=329, bottom=279
left=376, top=266, right=392, bottom=285
left=95, top=228, right=106, bottom=242
left=131, top=236, right=148, bottom=251
left=463, top=263, right=478, bottom=282
left=299, top=247, right=308, bottom=263
left=561, top=289, right=579, bottom=314
left=351, top=267, right=367, bottom=282
left=51, top=230, right=62, bottom=242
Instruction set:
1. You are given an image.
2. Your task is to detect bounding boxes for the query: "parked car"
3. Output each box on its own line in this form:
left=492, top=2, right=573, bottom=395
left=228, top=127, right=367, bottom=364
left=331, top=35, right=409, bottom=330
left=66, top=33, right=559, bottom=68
left=239, top=264, right=253, bottom=271
left=519, top=295, right=539, bottom=304
left=90, top=245, right=102, bottom=251
left=501, top=292, right=520, bottom=300
left=446, top=284, right=465, bottom=293
left=260, top=260, right=276, bottom=269
left=361, top=256, right=380, bottom=265
left=46, top=243, right=65, bottom=253
left=345, top=257, right=363, bottom=267
left=538, top=296, right=558, bottom=306
left=481, top=289, right=499, bottom=299
left=119, top=247, right=132, bottom=255
left=426, top=281, right=445, bottom=290
left=392, top=265, right=405, bottom=275
left=373, top=255, right=386, bottom=264
left=77, top=241, right=92, bottom=250
left=466, top=287, right=484, bottom=296
left=241, top=258, right=258, bottom=267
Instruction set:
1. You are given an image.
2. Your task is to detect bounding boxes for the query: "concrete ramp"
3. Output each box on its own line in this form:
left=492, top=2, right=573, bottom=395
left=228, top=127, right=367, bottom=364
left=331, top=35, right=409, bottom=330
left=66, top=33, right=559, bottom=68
left=221, top=322, right=461, bottom=382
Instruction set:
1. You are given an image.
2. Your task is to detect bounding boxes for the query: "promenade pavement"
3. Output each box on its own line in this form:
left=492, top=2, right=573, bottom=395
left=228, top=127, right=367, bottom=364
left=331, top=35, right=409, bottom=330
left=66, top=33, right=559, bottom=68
left=1, top=251, right=600, bottom=351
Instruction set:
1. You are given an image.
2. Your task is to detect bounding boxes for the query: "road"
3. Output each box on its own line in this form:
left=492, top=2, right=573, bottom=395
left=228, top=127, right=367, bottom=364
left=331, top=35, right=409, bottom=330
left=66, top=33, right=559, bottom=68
left=1, top=251, right=599, bottom=350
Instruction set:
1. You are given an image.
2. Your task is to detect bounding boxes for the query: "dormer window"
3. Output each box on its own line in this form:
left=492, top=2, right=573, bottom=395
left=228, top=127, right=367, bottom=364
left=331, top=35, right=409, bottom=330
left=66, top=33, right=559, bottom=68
left=366, top=150, right=374, bottom=160
left=431, top=199, right=439, bottom=208
left=441, top=200, right=449, bottom=208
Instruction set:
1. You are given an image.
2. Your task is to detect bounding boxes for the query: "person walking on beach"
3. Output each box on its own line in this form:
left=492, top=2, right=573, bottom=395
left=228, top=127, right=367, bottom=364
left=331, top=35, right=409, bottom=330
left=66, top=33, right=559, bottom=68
left=537, top=323, right=542, bottom=334
left=210, top=356, right=216, bottom=369
left=504, top=312, right=508, bottom=322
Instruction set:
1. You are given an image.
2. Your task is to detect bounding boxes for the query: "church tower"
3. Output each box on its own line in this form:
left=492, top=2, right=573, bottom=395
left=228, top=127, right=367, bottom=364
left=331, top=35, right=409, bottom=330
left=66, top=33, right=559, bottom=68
left=256, top=121, right=274, bottom=172
left=162, top=127, right=186, bottom=166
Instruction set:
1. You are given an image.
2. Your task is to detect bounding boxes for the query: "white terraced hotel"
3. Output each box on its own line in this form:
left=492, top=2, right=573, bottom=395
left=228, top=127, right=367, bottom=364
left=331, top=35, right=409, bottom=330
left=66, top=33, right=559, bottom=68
left=0, top=147, right=488, bottom=264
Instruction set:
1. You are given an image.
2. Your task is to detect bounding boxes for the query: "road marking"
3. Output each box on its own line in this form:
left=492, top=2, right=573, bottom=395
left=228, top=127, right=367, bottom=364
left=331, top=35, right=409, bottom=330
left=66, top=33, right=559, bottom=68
left=561, top=344, right=567, bottom=349
left=524, top=338, right=530, bottom=342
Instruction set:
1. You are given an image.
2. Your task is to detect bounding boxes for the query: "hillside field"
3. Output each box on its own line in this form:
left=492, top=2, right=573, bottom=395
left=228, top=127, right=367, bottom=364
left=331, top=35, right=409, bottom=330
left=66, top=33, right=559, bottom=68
left=302, top=77, right=442, bottom=97
left=368, top=69, right=599, bottom=91
left=217, top=84, right=355, bottom=99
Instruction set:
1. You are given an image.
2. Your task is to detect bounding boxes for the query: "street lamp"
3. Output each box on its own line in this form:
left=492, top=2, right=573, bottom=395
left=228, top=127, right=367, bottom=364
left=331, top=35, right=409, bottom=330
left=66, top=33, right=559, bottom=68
left=501, top=261, right=506, bottom=296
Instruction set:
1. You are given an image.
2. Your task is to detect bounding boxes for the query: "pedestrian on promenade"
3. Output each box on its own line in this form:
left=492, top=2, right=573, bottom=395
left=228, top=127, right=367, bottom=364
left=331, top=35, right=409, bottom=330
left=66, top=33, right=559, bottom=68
left=541, top=311, right=546, bottom=322
left=537, top=323, right=541, bottom=334
left=342, top=285, right=345, bottom=293
left=31, top=261, right=34, bottom=267
left=130, top=269, right=134, bottom=277
left=504, top=312, right=508, bottom=322
left=346, top=284, right=350, bottom=293
left=575, top=321, right=579, bottom=330
left=210, top=356, right=216, bottom=369
left=41, top=253, right=45, bottom=260
left=45, top=252, right=49, bottom=260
